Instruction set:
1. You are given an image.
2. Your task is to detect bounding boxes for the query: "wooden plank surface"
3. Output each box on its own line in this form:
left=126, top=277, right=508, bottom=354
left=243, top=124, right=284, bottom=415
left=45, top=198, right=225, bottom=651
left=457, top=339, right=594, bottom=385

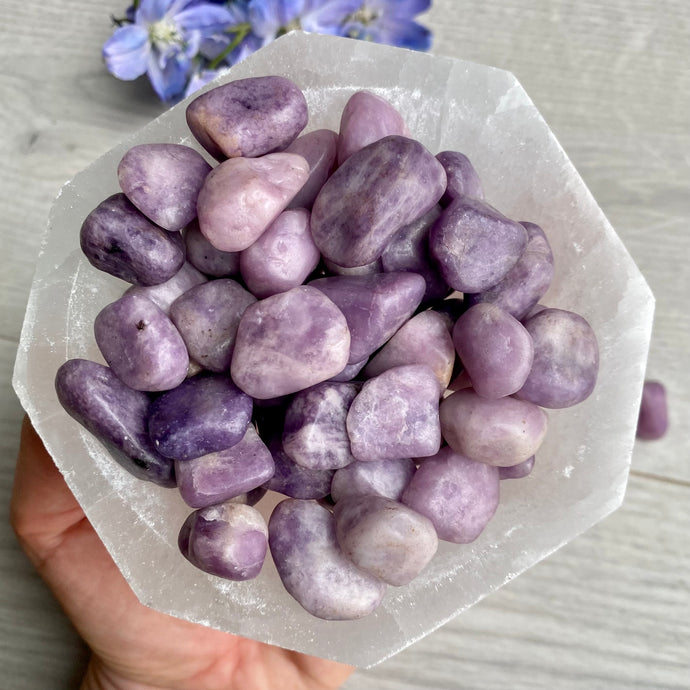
left=1, top=1, right=688, bottom=688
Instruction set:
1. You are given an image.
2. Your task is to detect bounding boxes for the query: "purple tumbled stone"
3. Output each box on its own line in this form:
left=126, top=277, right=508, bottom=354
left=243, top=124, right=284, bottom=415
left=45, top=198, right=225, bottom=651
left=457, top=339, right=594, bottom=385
left=452, top=303, right=534, bottom=400
left=337, top=90, right=409, bottom=165
left=347, top=364, right=442, bottom=462
left=329, top=358, right=368, bottom=382
left=499, top=455, right=535, bottom=480
left=323, top=258, right=382, bottom=277
left=380, top=205, right=450, bottom=302
left=311, top=135, right=446, bottom=267
left=196, top=153, right=310, bottom=252
left=186, top=76, right=308, bottom=160
left=240, top=208, right=320, bottom=299
left=263, top=441, right=335, bottom=499
left=184, top=221, right=241, bottom=278
left=636, top=380, right=669, bottom=440
left=230, top=285, right=350, bottom=399
left=80, top=193, right=185, bottom=286
left=465, top=221, right=555, bottom=320
left=175, top=425, right=275, bottom=508
left=148, top=374, right=253, bottom=461
left=282, top=382, right=359, bottom=470
left=285, top=129, right=338, bottom=209
left=435, top=150, right=484, bottom=204
left=309, top=272, right=425, bottom=364
left=169, top=279, right=256, bottom=373
left=126, top=261, right=207, bottom=315
left=330, top=458, right=416, bottom=503
left=402, top=446, right=499, bottom=543
left=268, top=498, right=387, bottom=620
left=363, top=310, right=455, bottom=394
left=429, top=196, right=528, bottom=293
left=117, top=143, right=211, bottom=231
left=179, top=502, right=268, bottom=580
left=334, top=494, right=438, bottom=586
left=94, top=292, right=189, bottom=392
left=55, top=359, right=175, bottom=487
left=440, top=388, right=548, bottom=466
left=516, top=308, right=599, bottom=409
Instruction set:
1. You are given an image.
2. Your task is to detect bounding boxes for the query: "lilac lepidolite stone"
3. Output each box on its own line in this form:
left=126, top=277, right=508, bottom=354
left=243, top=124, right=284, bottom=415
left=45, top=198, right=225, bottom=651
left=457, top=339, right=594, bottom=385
left=429, top=196, right=528, bottom=293
left=402, top=446, right=500, bottom=543
left=330, top=458, right=416, bottom=503
left=126, top=262, right=207, bottom=315
left=196, top=153, right=310, bottom=252
left=175, top=425, right=275, bottom=508
left=285, top=129, right=338, bottom=210
left=337, top=90, right=409, bottom=165
left=268, top=499, right=387, bottom=620
left=148, top=374, right=252, bottom=461
left=516, top=308, right=599, bottom=409
left=169, top=279, right=256, bottom=373
left=347, top=364, right=442, bottom=462
left=230, top=285, right=350, bottom=399
left=179, top=502, right=268, bottom=580
left=80, top=193, right=185, bottom=286
left=186, top=76, right=308, bottom=160
left=117, top=143, right=211, bottom=231
left=311, top=135, right=446, bottom=267
left=282, top=382, right=359, bottom=470
left=636, top=380, right=668, bottom=440
left=309, top=272, right=425, bottom=364
left=435, top=150, right=484, bottom=204
left=334, top=495, right=438, bottom=586
left=94, top=292, right=189, bottom=392
left=264, top=441, right=335, bottom=499
left=184, top=221, right=241, bottom=278
left=55, top=359, right=175, bottom=487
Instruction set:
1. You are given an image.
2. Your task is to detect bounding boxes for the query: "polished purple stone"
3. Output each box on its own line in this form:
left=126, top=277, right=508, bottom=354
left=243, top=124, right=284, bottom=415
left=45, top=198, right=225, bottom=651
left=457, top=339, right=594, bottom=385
left=55, top=359, right=174, bottom=487
left=499, top=455, right=535, bottom=479
left=465, top=221, right=555, bottom=320
left=117, top=143, right=211, bottom=231
left=516, top=308, right=599, bottom=409
left=230, top=285, right=350, bottom=399
left=337, top=90, right=409, bottom=165
left=310, top=272, right=425, bottom=364
left=311, top=135, right=446, bottom=267
left=347, top=364, right=442, bottom=462
left=380, top=205, right=449, bottom=302
left=148, top=374, right=253, bottom=461
left=333, top=494, right=438, bottom=586
left=636, top=380, right=669, bottom=440
left=179, top=502, right=268, bottom=580
left=323, top=258, right=382, bottom=277
left=169, top=279, right=256, bottom=373
left=330, top=458, right=416, bottom=503
left=429, top=196, right=528, bottom=293
left=184, top=221, right=241, bottom=278
left=268, top=498, right=387, bottom=620
left=94, top=292, right=189, bottom=392
left=186, top=76, right=308, bottom=160
left=402, top=446, right=500, bottom=543
left=263, top=441, right=335, bottom=499
left=282, top=382, right=359, bottom=470
left=125, top=262, right=207, bottom=315
left=329, top=358, right=368, bottom=382
left=435, top=150, right=484, bottom=204
left=80, top=193, right=185, bottom=286
left=175, top=425, right=275, bottom=508
left=285, top=129, right=338, bottom=209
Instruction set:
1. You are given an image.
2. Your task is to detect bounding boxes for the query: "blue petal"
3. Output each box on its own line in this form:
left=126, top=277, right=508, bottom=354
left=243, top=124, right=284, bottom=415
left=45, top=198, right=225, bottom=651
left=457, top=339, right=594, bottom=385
left=175, top=4, right=236, bottom=34
left=248, top=0, right=305, bottom=37
left=147, top=49, right=191, bottom=101
left=102, top=25, right=151, bottom=80
left=184, top=68, right=225, bottom=98
left=136, top=0, right=177, bottom=24
left=372, top=17, right=432, bottom=50
left=369, top=0, right=431, bottom=16
left=301, top=0, right=360, bottom=32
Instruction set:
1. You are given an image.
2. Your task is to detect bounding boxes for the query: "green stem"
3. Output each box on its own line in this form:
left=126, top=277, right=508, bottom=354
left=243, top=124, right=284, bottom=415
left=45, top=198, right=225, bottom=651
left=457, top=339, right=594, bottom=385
left=208, top=23, right=252, bottom=70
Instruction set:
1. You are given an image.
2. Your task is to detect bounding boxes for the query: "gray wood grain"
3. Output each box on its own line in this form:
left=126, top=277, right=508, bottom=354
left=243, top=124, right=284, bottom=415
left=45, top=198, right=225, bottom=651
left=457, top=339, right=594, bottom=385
left=1, top=0, right=688, bottom=688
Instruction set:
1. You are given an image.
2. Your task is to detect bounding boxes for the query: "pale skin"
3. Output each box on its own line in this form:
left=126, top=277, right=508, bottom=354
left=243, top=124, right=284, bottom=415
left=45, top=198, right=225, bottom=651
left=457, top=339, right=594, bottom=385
left=10, top=417, right=354, bottom=690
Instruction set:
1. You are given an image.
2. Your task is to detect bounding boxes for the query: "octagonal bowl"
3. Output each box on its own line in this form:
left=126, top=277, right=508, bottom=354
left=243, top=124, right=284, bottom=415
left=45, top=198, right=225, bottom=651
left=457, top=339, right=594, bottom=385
left=13, top=32, right=653, bottom=667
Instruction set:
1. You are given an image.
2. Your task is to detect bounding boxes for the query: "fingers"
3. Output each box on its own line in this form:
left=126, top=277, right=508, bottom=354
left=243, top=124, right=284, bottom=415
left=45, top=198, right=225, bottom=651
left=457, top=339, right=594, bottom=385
left=9, top=416, right=87, bottom=568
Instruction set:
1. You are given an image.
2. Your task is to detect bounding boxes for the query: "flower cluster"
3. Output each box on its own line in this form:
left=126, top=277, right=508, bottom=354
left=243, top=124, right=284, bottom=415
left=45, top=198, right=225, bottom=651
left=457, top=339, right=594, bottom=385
left=103, top=0, right=432, bottom=102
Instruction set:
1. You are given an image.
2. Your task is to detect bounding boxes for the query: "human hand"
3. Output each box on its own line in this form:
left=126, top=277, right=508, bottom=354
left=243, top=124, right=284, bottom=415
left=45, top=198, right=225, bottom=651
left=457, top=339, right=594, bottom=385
left=10, top=417, right=354, bottom=690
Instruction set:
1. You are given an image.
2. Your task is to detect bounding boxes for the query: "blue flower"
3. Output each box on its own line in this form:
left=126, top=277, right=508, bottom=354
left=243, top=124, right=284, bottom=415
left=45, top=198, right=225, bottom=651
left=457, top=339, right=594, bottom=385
left=340, top=0, right=432, bottom=51
left=103, top=0, right=237, bottom=101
